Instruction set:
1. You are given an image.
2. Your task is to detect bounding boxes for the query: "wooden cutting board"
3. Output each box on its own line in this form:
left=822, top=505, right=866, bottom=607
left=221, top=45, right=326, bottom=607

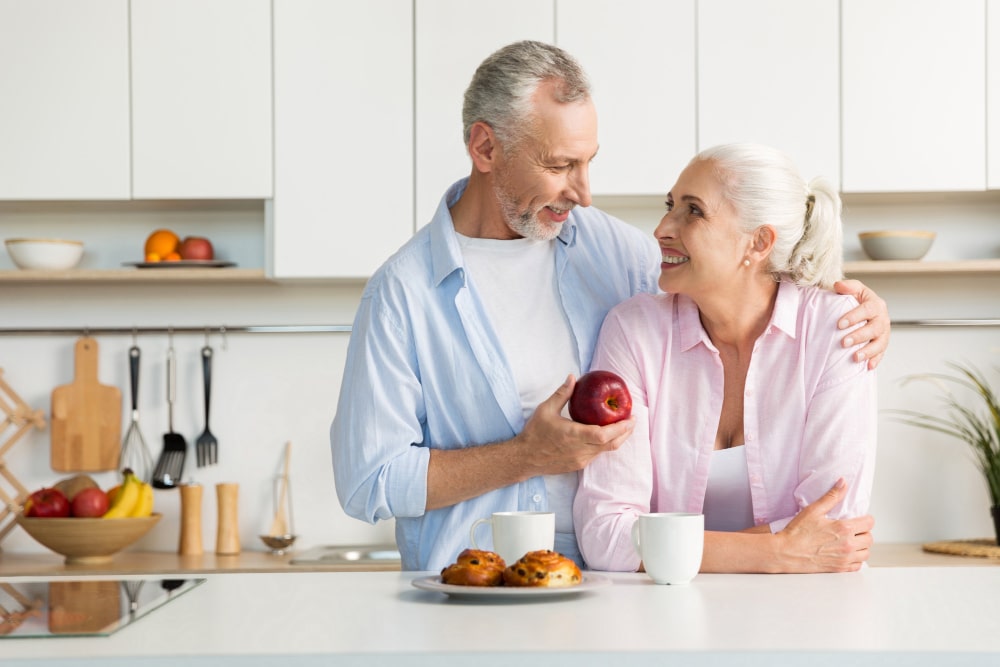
left=50, top=337, right=122, bottom=472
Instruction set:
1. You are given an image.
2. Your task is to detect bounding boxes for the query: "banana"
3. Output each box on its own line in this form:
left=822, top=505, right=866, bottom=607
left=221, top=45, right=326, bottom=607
left=128, top=480, right=154, bottom=518
left=103, top=470, right=141, bottom=519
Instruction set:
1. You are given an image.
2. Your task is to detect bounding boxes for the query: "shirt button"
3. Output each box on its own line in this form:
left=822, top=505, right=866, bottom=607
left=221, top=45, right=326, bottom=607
left=745, top=389, right=754, bottom=397
left=532, top=494, right=542, bottom=503
left=746, top=433, right=755, bottom=441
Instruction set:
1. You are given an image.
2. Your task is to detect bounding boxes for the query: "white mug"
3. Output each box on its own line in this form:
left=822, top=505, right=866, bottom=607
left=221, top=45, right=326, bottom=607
left=631, top=512, right=704, bottom=585
left=469, top=511, right=555, bottom=565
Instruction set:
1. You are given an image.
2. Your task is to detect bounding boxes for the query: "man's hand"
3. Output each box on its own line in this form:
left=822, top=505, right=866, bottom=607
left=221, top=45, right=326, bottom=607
left=834, top=279, right=890, bottom=370
left=774, top=478, right=875, bottom=573
left=513, top=374, right=635, bottom=476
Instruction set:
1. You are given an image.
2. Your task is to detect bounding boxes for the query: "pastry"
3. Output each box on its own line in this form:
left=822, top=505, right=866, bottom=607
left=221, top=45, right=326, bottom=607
left=440, top=548, right=506, bottom=586
left=502, top=549, right=582, bottom=588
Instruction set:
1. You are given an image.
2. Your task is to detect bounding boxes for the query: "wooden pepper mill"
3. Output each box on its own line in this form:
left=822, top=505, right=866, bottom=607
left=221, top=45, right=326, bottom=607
left=178, top=483, right=203, bottom=556
left=215, top=482, right=241, bottom=555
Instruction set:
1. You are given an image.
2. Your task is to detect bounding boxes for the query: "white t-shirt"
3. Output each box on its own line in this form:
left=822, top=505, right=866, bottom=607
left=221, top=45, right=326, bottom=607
left=703, top=445, right=755, bottom=532
left=457, top=233, right=580, bottom=534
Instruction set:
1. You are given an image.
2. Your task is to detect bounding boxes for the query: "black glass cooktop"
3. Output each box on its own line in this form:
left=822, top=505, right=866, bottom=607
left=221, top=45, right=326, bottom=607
left=0, top=578, right=204, bottom=638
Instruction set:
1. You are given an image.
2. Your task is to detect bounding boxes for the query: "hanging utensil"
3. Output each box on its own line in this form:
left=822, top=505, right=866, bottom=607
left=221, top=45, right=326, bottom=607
left=121, top=345, right=154, bottom=483
left=195, top=345, right=218, bottom=467
left=151, top=341, right=186, bottom=489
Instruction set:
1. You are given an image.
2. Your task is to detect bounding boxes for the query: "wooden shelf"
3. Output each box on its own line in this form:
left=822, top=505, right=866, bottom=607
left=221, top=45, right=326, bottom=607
left=0, top=267, right=269, bottom=284
left=844, top=258, right=1000, bottom=276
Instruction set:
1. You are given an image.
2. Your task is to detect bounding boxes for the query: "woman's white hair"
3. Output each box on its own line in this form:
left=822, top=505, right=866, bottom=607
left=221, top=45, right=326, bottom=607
left=694, top=143, right=843, bottom=289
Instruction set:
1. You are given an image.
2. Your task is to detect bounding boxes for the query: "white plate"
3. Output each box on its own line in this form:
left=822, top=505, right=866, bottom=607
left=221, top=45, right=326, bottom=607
left=123, top=260, right=236, bottom=269
left=411, top=573, right=610, bottom=599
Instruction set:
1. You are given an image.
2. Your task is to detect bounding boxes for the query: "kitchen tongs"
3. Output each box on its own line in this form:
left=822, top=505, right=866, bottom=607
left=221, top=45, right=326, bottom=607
left=151, top=344, right=187, bottom=489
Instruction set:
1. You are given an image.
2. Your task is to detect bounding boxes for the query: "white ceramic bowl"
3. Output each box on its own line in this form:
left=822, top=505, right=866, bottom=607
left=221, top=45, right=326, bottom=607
left=858, top=231, right=935, bottom=261
left=5, top=238, right=84, bottom=270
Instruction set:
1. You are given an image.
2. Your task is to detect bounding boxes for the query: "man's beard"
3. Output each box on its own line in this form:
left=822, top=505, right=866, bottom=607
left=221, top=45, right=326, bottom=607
left=493, top=177, right=565, bottom=242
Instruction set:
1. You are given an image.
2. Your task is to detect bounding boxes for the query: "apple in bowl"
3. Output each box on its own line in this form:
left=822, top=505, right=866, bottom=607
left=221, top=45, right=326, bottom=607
left=569, top=370, right=633, bottom=426
left=178, top=236, right=214, bottom=261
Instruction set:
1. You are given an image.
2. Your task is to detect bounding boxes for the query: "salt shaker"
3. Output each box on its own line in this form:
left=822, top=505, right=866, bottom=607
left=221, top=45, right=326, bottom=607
left=215, top=482, right=241, bottom=555
left=178, top=483, right=203, bottom=556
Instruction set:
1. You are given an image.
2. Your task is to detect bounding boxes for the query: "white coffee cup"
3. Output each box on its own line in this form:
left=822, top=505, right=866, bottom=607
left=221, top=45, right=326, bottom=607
left=469, top=511, right=555, bottom=565
left=631, top=512, right=704, bottom=585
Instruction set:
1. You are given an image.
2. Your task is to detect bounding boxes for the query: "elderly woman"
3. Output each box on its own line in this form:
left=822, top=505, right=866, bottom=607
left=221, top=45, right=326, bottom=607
left=573, top=143, right=877, bottom=574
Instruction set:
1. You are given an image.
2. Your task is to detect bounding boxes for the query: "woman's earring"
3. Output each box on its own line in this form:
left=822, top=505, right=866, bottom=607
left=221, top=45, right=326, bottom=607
left=743, top=259, right=751, bottom=267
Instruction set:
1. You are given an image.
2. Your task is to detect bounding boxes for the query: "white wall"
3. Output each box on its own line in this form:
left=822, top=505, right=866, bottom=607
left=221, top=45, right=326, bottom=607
left=2, top=194, right=1000, bottom=557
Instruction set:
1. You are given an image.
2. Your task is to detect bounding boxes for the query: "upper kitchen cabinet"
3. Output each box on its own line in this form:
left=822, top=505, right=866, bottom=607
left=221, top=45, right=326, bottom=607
left=267, top=0, right=413, bottom=279
left=0, top=0, right=130, bottom=200
left=557, top=0, right=696, bottom=195
left=842, top=0, right=986, bottom=193
left=989, top=0, right=1000, bottom=189
left=698, top=0, right=839, bottom=188
left=415, top=0, right=554, bottom=224
left=130, top=0, right=272, bottom=199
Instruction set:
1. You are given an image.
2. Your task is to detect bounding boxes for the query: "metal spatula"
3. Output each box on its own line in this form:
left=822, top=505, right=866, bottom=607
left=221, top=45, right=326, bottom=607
left=151, top=344, right=187, bottom=489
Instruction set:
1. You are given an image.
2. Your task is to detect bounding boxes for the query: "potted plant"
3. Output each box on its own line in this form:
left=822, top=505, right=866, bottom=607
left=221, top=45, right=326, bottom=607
left=892, top=363, right=1000, bottom=545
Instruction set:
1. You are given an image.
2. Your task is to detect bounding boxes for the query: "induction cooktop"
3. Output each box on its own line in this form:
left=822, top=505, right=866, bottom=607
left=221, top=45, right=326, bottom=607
left=0, top=578, right=205, bottom=639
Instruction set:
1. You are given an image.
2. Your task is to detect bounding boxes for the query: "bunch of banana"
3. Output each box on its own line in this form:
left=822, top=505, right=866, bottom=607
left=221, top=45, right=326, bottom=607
left=103, top=469, right=155, bottom=519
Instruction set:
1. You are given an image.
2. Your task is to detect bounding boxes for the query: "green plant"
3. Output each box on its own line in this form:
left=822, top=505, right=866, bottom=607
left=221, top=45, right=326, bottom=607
left=891, top=363, right=1000, bottom=507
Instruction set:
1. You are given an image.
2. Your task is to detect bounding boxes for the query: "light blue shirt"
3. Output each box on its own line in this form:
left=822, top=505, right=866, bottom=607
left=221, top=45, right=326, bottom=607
left=330, top=178, right=660, bottom=571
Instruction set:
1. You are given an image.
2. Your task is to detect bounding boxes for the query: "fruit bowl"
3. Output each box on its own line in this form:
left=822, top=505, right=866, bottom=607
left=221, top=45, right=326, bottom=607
left=5, top=238, right=84, bottom=270
left=16, top=514, right=161, bottom=565
left=858, top=231, right=935, bottom=261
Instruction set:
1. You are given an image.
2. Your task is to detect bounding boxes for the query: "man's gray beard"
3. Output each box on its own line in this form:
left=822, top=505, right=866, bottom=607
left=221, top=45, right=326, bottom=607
left=494, top=185, right=562, bottom=242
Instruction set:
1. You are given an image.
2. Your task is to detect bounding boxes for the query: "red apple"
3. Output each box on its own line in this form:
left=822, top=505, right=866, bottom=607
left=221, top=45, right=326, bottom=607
left=71, top=487, right=109, bottom=518
left=178, top=236, right=214, bottom=260
left=23, top=488, right=71, bottom=518
left=569, top=370, right=633, bottom=426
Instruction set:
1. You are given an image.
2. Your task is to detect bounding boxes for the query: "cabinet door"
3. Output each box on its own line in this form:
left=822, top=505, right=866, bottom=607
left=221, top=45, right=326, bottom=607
left=557, top=0, right=696, bottom=195
left=0, top=0, right=130, bottom=200
left=415, top=0, right=554, bottom=224
left=698, top=0, right=839, bottom=189
left=842, top=0, right=985, bottom=192
left=130, top=0, right=272, bottom=199
left=989, top=0, right=1000, bottom=189
left=269, top=0, right=413, bottom=279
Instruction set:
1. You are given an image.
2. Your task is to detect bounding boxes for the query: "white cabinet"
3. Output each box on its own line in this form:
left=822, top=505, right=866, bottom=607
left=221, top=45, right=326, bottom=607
left=130, top=0, right=272, bottom=199
left=414, top=0, right=554, bottom=224
left=557, top=0, right=696, bottom=195
left=0, top=0, right=131, bottom=200
left=698, top=0, right=839, bottom=188
left=841, top=0, right=986, bottom=192
left=268, top=0, right=413, bottom=279
left=989, top=0, right=1000, bottom=189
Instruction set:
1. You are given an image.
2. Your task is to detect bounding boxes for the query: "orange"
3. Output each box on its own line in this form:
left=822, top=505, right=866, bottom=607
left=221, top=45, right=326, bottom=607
left=164, top=252, right=181, bottom=261
left=144, top=229, right=179, bottom=258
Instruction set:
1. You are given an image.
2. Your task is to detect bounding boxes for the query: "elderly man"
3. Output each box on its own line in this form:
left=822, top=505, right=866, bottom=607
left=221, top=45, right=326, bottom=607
left=331, top=41, right=888, bottom=571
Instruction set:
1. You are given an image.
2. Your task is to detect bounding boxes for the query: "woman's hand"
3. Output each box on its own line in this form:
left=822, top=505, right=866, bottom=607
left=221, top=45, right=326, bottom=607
left=774, top=478, right=875, bottom=573
left=833, top=279, right=890, bottom=370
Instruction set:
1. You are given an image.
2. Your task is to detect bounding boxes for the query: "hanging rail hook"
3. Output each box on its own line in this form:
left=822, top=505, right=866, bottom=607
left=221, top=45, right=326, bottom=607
left=132, top=327, right=138, bottom=346
left=220, top=325, right=228, bottom=351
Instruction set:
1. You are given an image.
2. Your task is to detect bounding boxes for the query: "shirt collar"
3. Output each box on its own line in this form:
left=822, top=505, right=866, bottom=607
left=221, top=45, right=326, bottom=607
left=677, top=279, right=800, bottom=351
left=428, top=177, right=580, bottom=285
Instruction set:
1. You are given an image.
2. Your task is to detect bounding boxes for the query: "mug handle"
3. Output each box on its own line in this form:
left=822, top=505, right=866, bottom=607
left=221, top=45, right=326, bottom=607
left=469, top=517, right=491, bottom=550
left=631, top=520, right=642, bottom=560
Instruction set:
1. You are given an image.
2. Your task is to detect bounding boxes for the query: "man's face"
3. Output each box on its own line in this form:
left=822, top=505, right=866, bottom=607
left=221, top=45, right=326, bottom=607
left=492, top=86, right=599, bottom=241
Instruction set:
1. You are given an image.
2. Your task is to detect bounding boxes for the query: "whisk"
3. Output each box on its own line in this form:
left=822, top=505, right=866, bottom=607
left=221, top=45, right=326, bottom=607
left=121, top=345, right=154, bottom=483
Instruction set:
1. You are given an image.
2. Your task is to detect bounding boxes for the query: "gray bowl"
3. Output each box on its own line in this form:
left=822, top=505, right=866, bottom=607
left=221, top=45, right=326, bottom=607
left=858, top=231, right=935, bottom=261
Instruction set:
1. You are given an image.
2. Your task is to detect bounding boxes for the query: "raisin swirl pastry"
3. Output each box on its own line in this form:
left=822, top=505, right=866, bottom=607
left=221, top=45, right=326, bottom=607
left=502, top=549, right=582, bottom=588
left=440, top=549, right=507, bottom=586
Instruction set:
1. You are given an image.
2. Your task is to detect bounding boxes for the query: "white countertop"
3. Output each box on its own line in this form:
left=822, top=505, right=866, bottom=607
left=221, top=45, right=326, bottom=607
left=5, top=567, right=1000, bottom=666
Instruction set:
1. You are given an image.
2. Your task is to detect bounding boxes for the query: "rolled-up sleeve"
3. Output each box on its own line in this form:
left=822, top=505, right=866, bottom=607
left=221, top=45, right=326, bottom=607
left=331, top=284, right=430, bottom=523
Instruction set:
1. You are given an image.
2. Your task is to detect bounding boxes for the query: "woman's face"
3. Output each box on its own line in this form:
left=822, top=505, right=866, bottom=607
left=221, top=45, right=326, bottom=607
left=654, top=159, right=750, bottom=298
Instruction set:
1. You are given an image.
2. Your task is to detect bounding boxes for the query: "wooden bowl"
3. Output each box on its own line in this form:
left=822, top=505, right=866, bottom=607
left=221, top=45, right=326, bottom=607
left=16, top=514, right=161, bottom=565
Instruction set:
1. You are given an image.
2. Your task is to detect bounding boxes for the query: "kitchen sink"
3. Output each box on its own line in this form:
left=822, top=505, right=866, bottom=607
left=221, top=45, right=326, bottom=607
left=289, top=544, right=401, bottom=567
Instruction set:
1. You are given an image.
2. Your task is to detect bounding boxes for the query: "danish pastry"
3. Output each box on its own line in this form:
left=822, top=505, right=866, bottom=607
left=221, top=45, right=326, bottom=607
left=502, top=549, right=582, bottom=588
left=440, top=548, right=507, bottom=586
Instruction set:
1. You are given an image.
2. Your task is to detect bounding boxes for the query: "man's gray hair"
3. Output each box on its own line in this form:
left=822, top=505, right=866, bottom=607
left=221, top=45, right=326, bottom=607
left=462, top=40, right=591, bottom=151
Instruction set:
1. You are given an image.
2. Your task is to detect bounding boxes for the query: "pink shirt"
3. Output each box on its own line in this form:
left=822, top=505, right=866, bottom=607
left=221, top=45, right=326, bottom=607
left=573, top=281, right=877, bottom=572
